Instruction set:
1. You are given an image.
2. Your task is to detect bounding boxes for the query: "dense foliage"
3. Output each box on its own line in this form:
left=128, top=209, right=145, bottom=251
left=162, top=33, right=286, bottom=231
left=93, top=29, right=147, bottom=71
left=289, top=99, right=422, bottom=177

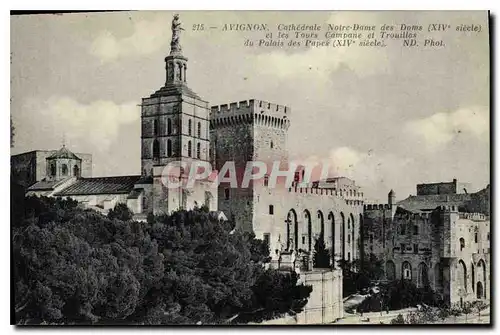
left=338, top=254, right=384, bottom=297
left=390, top=301, right=489, bottom=324
left=12, top=195, right=312, bottom=325
left=312, top=233, right=330, bottom=269
left=107, top=203, right=133, bottom=221
left=357, top=279, right=440, bottom=313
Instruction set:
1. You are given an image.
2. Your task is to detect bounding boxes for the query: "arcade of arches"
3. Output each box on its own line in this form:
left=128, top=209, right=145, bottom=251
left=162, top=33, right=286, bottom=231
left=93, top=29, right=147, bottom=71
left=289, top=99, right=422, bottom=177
left=382, top=257, right=488, bottom=303
left=284, top=208, right=361, bottom=266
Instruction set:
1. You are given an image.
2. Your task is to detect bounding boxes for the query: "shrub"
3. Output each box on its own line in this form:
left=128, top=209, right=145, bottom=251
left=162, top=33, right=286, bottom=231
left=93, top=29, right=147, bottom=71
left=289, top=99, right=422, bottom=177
left=313, top=234, right=330, bottom=268
left=13, top=196, right=313, bottom=325
left=390, top=314, right=405, bottom=324
left=107, top=203, right=133, bottom=221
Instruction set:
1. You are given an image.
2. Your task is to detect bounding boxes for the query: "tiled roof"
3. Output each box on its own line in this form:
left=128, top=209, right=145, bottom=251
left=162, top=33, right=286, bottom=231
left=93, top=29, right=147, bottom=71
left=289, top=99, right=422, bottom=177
left=397, top=194, right=471, bottom=213
left=54, top=175, right=141, bottom=196
left=28, top=178, right=70, bottom=191
left=47, top=146, right=81, bottom=160
left=135, top=176, right=153, bottom=184
left=150, top=83, right=202, bottom=100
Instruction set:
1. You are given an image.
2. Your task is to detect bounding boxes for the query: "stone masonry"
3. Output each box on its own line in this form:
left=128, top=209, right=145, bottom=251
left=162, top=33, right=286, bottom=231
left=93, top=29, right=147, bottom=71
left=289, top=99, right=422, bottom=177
left=363, top=184, right=490, bottom=307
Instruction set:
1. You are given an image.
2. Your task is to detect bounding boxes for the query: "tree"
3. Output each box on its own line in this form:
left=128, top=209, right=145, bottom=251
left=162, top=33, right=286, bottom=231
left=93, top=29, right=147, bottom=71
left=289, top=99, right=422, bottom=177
left=352, top=254, right=384, bottom=281
left=313, top=233, right=330, bottom=268
left=390, top=314, right=405, bottom=324
left=338, top=254, right=386, bottom=298
left=107, top=203, right=133, bottom=221
left=233, top=270, right=312, bottom=324
left=13, top=196, right=312, bottom=325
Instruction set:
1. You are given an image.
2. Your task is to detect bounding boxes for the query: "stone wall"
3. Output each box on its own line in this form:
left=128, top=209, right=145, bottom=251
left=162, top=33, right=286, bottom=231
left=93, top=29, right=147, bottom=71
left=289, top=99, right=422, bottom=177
left=416, top=179, right=472, bottom=196
left=141, top=94, right=210, bottom=178
left=11, top=150, right=92, bottom=187
left=468, top=185, right=490, bottom=215
left=296, top=269, right=343, bottom=324
left=363, top=203, right=490, bottom=306
left=69, top=193, right=128, bottom=209
left=255, top=187, right=363, bottom=264
left=211, top=121, right=254, bottom=230
left=152, top=165, right=217, bottom=215
left=253, top=269, right=344, bottom=325
left=11, top=151, right=37, bottom=187
left=362, top=204, right=396, bottom=262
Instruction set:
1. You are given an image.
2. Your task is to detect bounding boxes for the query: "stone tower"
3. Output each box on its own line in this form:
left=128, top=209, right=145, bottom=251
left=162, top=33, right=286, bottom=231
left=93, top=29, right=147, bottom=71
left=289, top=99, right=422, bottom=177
left=45, top=145, right=82, bottom=181
left=388, top=189, right=396, bottom=206
left=140, top=14, right=215, bottom=214
left=210, top=99, right=291, bottom=231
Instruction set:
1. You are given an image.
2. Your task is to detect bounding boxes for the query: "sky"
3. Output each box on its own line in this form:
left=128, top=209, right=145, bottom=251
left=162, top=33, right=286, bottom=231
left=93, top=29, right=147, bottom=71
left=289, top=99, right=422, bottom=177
left=10, top=11, right=490, bottom=202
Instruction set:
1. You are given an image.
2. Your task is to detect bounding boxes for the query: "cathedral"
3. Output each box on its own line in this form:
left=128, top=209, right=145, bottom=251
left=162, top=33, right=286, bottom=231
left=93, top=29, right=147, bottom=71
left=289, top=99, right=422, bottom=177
left=11, top=14, right=350, bottom=323
left=10, top=14, right=490, bottom=322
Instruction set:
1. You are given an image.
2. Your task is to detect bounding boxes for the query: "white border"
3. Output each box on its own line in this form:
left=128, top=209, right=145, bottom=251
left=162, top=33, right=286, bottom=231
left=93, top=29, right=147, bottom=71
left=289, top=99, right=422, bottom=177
left=3, top=1, right=498, bottom=335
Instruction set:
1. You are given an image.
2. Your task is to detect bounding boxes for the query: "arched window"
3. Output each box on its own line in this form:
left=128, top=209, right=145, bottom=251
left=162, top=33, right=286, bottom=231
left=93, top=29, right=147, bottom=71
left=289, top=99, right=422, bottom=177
left=50, top=163, right=56, bottom=176
left=73, top=165, right=80, bottom=177
left=270, top=140, right=274, bottom=149
left=167, top=118, right=172, bottom=135
left=187, top=141, right=192, bottom=157
left=316, top=210, right=325, bottom=237
left=61, top=164, right=68, bottom=176
left=197, top=122, right=201, bottom=138
left=178, top=63, right=183, bottom=81
left=434, top=263, right=443, bottom=289
left=402, top=261, right=412, bottom=281
left=477, top=259, right=486, bottom=298
left=167, top=139, right=172, bottom=157
left=417, top=262, right=429, bottom=288
left=153, top=139, right=160, bottom=159
left=459, top=237, right=465, bottom=251
left=458, top=260, right=467, bottom=292
left=304, top=210, right=312, bottom=251
left=196, top=142, right=201, bottom=159
left=264, top=174, right=269, bottom=187
left=340, top=212, right=346, bottom=260
left=153, top=119, right=159, bottom=136
left=477, top=282, right=484, bottom=299
left=188, top=119, right=192, bottom=136
left=471, top=262, right=475, bottom=292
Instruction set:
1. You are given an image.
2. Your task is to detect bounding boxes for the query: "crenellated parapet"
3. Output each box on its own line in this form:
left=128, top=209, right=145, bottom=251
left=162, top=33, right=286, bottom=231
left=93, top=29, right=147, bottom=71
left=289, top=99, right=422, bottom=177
left=458, top=212, right=488, bottom=221
left=287, top=186, right=364, bottom=207
left=364, top=203, right=393, bottom=210
left=210, top=99, right=291, bottom=130
left=436, top=205, right=459, bottom=212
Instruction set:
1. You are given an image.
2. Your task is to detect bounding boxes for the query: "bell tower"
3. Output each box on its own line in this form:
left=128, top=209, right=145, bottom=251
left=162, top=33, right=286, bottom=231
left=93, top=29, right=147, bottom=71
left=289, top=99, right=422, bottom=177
left=139, top=14, right=215, bottom=215
left=165, top=14, right=188, bottom=86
